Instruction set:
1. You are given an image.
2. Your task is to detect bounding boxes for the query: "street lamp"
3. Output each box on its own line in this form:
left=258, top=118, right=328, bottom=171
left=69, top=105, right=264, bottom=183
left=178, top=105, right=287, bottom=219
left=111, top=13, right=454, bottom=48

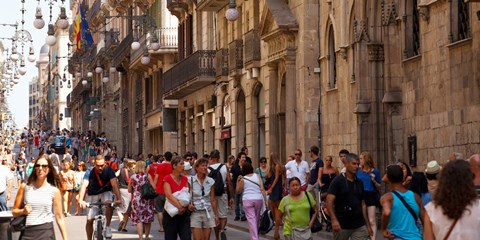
left=34, top=0, right=68, bottom=30
left=225, top=0, right=239, bottom=21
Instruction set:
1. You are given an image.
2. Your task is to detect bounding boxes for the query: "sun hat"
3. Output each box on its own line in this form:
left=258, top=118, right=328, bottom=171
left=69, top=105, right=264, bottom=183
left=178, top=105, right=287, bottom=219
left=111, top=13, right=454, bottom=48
left=184, top=162, right=192, bottom=171
left=425, top=160, right=441, bottom=174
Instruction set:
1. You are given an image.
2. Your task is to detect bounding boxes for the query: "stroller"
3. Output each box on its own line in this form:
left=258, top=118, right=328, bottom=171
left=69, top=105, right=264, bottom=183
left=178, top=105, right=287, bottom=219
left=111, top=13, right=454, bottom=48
left=318, top=190, right=332, bottom=232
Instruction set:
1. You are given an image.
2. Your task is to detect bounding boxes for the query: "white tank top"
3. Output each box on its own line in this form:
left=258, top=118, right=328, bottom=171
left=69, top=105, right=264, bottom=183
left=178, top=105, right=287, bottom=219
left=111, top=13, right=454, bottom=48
left=242, top=174, right=263, bottom=201
left=24, top=183, right=55, bottom=226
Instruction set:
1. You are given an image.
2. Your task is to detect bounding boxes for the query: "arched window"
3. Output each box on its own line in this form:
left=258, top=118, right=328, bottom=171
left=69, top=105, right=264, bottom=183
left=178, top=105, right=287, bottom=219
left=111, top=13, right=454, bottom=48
left=404, top=0, right=420, bottom=58
left=328, top=26, right=337, bottom=89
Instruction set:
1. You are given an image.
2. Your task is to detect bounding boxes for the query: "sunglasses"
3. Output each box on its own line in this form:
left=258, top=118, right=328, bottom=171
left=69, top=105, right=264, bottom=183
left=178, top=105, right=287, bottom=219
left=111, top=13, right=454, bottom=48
left=295, top=153, right=301, bottom=156
left=201, top=186, right=205, bottom=196
left=35, top=164, right=49, bottom=169
left=96, top=164, right=105, bottom=168
left=260, top=160, right=267, bottom=163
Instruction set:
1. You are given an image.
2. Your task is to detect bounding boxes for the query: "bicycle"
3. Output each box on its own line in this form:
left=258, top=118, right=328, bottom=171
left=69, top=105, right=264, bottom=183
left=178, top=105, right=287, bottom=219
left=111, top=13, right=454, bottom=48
left=87, top=201, right=115, bottom=240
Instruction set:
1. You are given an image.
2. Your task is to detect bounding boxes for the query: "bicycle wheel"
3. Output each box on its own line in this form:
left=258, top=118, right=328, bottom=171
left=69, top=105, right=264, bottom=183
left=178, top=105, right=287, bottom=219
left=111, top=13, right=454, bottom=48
left=96, top=220, right=103, bottom=240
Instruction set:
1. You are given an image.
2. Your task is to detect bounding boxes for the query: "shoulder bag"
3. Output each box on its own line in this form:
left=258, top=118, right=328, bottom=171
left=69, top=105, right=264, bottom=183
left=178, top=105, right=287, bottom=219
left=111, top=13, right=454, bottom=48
left=141, top=174, right=158, bottom=200
left=305, top=191, right=322, bottom=233
left=10, top=185, right=27, bottom=232
left=285, top=194, right=312, bottom=240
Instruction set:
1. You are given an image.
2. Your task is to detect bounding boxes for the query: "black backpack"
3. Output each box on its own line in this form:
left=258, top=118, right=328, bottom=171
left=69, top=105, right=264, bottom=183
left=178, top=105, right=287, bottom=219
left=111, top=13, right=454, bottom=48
left=208, top=164, right=225, bottom=196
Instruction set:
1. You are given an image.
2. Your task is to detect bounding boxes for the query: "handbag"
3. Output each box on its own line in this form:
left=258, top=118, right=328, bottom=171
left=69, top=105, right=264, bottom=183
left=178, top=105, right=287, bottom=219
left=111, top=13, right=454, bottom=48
left=10, top=215, right=26, bottom=232
left=141, top=175, right=158, bottom=200
left=258, top=209, right=274, bottom=234
left=285, top=195, right=312, bottom=240
left=305, top=191, right=322, bottom=233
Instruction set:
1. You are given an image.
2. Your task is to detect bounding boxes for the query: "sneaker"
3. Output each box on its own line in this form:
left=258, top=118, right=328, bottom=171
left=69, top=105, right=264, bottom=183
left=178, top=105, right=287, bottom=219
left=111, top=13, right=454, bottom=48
left=240, top=216, right=247, bottom=221
left=234, top=216, right=240, bottom=221
left=220, top=231, right=227, bottom=240
left=105, top=227, right=112, bottom=238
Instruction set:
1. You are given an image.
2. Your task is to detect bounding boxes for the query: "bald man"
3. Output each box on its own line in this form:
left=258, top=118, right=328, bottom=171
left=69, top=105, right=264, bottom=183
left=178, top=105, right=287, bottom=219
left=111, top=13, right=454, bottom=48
left=469, top=154, right=480, bottom=197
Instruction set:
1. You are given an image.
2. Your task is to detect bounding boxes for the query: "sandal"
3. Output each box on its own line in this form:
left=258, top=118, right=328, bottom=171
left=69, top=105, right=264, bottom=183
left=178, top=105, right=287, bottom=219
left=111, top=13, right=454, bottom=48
left=117, top=221, right=124, bottom=231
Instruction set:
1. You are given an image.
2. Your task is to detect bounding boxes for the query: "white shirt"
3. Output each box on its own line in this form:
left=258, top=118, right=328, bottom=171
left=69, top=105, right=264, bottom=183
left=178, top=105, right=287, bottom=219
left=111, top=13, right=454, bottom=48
left=0, top=165, right=13, bottom=193
left=242, top=173, right=263, bottom=201
left=425, top=200, right=480, bottom=240
left=285, top=160, right=310, bottom=185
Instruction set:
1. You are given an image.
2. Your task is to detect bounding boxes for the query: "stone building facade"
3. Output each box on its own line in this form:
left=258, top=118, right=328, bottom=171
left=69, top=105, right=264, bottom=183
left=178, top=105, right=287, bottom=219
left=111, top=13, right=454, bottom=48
left=63, top=0, right=479, bottom=169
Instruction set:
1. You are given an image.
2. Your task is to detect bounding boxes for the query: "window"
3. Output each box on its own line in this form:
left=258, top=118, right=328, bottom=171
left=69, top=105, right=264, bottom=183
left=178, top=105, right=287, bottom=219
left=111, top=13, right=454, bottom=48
left=328, top=26, right=337, bottom=89
left=145, top=76, right=153, bottom=112
left=223, top=94, right=231, bottom=126
left=450, top=1, right=470, bottom=42
left=404, top=0, right=420, bottom=58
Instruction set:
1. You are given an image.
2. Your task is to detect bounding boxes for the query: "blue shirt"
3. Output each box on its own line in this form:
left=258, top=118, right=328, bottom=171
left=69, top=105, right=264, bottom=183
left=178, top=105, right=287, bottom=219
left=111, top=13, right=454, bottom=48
left=308, top=157, right=323, bottom=185
left=389, top=190, right=422, bottom=240
left=356, top=168, right=381, bottom=192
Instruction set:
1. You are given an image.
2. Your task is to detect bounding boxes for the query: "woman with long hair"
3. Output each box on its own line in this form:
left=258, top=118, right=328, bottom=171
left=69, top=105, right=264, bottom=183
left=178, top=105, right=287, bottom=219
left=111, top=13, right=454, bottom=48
left=12, top=157, right=68, bottom=240
left=264, top=152, right=285, bottom=240
left=118, top=159, right=135, bottom=232
left=255, top=157, right=268, bottom=187
left=357, top=152, right=381, bottom=240
left=317, top=155, right=339, bottom=197
left=190, top=158, right=219, bottom=240
left=129, top=161, right=155, bottom=240
left=59, top=160, right=75, bottom=216
left=423, top=160, right=480, bottom=239
left=278, top=177, right=318, bottom=240
left=163, top=157, right=193, bottom=240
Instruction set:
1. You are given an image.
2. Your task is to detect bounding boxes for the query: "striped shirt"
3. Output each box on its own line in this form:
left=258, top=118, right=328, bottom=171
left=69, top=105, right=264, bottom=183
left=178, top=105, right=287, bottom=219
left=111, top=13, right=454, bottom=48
left=24, top=183, right=55, bottom=226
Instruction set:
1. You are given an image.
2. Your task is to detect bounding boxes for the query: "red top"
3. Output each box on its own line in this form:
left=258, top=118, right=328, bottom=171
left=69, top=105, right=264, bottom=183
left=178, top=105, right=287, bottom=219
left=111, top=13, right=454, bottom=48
left=163, top=174, right=188, bottom=194
left=155, top=162, right=172, bottom=194
left=148, top=163, right=160, bottom=179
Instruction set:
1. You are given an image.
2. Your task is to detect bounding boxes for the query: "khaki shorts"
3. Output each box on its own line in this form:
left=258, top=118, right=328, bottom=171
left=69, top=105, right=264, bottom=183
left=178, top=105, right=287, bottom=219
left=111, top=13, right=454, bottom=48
left=190, top=209, right=215, bottom=228
left=215, top=194, right=228, bottom=218
left=85, top=191, right=114, bottom=220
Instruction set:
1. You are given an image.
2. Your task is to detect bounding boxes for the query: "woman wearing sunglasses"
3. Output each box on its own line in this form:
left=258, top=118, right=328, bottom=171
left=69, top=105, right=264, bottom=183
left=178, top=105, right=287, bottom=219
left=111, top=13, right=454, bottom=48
left=189, top=157, right=219, bottom=240
left=12, top=157, right=68, bottom=240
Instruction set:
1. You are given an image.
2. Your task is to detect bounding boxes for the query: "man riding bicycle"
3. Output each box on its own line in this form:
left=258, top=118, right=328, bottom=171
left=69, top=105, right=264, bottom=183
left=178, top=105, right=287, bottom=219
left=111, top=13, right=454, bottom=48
left=78, top=155, right=122, bottom=240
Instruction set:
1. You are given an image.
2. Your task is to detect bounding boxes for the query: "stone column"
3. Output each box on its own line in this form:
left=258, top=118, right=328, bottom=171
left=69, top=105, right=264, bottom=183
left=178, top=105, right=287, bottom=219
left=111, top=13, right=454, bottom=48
left=267, top=63, right=278, bottom=155
left=284, top=54, right=297, bottom=153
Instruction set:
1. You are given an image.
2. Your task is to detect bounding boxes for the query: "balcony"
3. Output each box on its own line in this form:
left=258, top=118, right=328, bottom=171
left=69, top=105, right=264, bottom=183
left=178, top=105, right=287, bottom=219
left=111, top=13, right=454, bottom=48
left=229, top=39, right=243, bottom=72
left=167, top=0, right=188, bottom=18
left=244, top=29, right=261, bottom=68
left=105, top=28, right=120, bottom=51
left=68, top=80, right=92, bottom=107
left=112, top=32, right=132, bottom=67
left=215, top=48, right=228, bottom=77
left=163, top=50, right=216, bottom=99
left=149, top=27, right=178, bottom=54
left=197, top=0, right=229, bottom=11
left=87, top=0, right=101, bottom=23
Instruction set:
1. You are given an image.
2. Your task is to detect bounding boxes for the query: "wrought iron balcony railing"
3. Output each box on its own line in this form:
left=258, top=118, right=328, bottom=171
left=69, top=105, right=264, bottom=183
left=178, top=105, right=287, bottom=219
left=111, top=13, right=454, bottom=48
left=197, top=0, right=229, bottom=12
left=244, top=29, right=261, bottom=67
left=112, top=32, right=133, bottom=66
left=215, top=48, right=228, bottom=77
left=163, top=50, right=216, bottom=99
left=229, top=39, right=243, bottom=72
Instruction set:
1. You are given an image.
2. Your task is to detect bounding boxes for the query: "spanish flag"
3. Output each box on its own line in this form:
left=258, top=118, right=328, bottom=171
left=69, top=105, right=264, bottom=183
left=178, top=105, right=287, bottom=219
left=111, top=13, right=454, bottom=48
left=74, top=5, right=94, bottom=52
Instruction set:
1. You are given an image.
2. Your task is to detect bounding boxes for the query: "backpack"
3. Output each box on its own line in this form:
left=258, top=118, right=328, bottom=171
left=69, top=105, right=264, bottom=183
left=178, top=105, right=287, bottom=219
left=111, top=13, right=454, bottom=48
left=208, top=164, right=225, bottom=196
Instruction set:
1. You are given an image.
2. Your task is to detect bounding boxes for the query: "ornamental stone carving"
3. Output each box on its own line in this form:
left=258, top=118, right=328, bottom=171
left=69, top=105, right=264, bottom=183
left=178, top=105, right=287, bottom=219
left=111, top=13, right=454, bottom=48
left=367, top=43, right=384, bottom=61
left=354, top=19, right=370, bottom=43
left=382, top=0, right=398, bottom=26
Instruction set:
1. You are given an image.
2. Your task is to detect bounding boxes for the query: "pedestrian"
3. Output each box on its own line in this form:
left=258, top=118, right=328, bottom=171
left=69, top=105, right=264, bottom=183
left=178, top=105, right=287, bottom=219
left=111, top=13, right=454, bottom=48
left=278, top=177, right=318, bottom=240
left=264, top=152, right=285, bottom=240
left=163, top=157, right=192, bottom=240
left=409, top=172, right=431, bottom=206
left=15, top=152, right=27, bottom=187
left=326, top=153, right=372, bottom=240
left=356, top=151, right=381, bottom=240
left=285, top=149, right=310, bottom=191
left=11, top=157, right=68, bottom=239
left=424, top=160, right=441, bottom=200
left=190, top=158, right=219, bottom=240
left=307, top=145, right=323, bottom=198
left=73, top=161, right=86, bottom=216
left=0, top=158, right=13, bottom=211
left=380, top=164, right=423, bottom=240
left=117, top=159, right=135, bottom=231
left=317, top=155, right=338, bottom=198
left=153, top=151, right=173, bottom=232
left=255, top=157, right=268, bottom=187
left=59, top=160, right=75, bottom=216
left=285, top=155, right=295, bottom=194
left=236, top=162, right=268, bottom=240
left=469, top=154, right=480, bottom=196
left=128, top=160, right=155, bottom=240
left=423, top=160, right=480, bottom=239
left=26, top=157, right=35, bottom=177
left=230, top=151, right=247, bottom=221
